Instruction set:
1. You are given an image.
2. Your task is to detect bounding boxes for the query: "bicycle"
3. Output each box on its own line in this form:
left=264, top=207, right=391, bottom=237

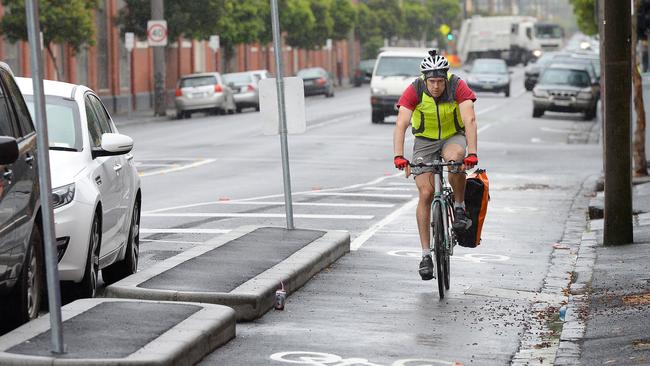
left=408, top=158, right=463, bottom=299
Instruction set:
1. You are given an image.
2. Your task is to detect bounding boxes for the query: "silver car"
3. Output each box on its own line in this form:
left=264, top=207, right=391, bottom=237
left=174, top=72, right=236, bottom=119
left=223, top=71, right=260, bottom=113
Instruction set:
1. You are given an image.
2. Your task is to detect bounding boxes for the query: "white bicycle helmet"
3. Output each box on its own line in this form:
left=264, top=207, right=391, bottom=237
left=420, top=49, right=449, bottom=78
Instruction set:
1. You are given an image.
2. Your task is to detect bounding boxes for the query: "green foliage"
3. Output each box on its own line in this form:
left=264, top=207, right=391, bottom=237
left=569, top=0, right=597, bottom=36
left=0, top=0, right=98, bottom=52
left=331, top=0, right=357, bottom=40
left=366, top=0, right=402, bottom=40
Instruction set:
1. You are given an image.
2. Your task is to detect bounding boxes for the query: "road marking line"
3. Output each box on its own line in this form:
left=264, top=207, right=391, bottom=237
left=139, top=158, right=216, bottom=177
left=477, top=123, right=494, bottom=134
left=140, top=228, right=231, bottom=234
left=540, top=126, right=575, bottom=133
left=386, top=182, right=415, bottom=186
left=351, top=197, right=419, bottom=251
left=141, top=239, right=205, bottom=244
left=143, top=201, right=393, bottom=214
left=147, top=172, right=405, bottom=213
left=143, top=213, right=374, bottom=219
left=307, top=192, right=412, bottom=198
left=362, top=187, right=415, bottom=191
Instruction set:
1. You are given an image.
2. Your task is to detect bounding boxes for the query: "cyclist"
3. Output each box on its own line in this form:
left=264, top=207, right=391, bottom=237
left=392, top=50, right=478, bottom=281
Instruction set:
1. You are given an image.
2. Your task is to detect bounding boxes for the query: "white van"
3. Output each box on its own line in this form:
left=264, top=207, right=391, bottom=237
left=370, top=48, right=428, bottom=123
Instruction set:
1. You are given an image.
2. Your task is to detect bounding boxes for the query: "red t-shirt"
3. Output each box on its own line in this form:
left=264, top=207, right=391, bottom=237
left=397, top=77, right=476, bottom=111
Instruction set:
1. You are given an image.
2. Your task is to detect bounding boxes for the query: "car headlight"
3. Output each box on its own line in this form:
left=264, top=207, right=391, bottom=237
left=532, top=49, right=543, bottom=58
left=52, top=183, right=75, bottom=209
left=371, top=87, right=387, bottom=95
left=578, top=90, right=593, bottom=99
left=533, top=89, right=548, bottom=98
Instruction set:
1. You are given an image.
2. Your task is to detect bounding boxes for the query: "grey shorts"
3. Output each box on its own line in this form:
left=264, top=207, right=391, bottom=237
left=411, top=134, right=467, bottom=176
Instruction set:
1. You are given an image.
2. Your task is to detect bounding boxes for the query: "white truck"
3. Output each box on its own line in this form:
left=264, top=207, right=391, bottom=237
left=457, top=15, right=564, bottom=66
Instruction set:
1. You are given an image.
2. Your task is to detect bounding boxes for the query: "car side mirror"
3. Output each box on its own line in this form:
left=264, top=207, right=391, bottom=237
left=0, top=136, right=19, bottom=165
left=92, top=133, right=133, bottom=159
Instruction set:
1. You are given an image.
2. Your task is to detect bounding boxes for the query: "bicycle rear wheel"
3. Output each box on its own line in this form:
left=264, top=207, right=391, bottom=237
left=431, top=202, right=445, bottom=299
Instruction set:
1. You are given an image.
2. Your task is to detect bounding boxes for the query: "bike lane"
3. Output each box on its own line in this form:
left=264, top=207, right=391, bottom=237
left=198, top=137, right=602, bottom=365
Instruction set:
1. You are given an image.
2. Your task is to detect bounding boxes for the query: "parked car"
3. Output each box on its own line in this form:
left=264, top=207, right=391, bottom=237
left=174, top=72, right=236, bottom=119
left=531, top=63, right=598, bottom=120
left=17, top=77, right=142, bottom=299
left=0, top=63, right=44, bottom=331
left=466, top=58, right=511, bottom=97
left=524, top=51, right=568, bottom=90
left=249, top=69, right=273, bottom=82
left=223, top=71, right=260, bottom=112
left=353, top=59, right=376, bottom=87
left=297, top=67, right=335, bottom=98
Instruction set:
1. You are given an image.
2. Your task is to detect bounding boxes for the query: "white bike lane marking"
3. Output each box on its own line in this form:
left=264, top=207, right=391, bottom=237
left=386, top=249, right=510, bottom=264
left=269, top=351, right=457, bottom=366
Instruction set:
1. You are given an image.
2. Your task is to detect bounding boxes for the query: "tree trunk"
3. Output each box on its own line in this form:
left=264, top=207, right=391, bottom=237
left=633, top=0, right=649, bottom=176
left=45, top=44, right=62, bottom=81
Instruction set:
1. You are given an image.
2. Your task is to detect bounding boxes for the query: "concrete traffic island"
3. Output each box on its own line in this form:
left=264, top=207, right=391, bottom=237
left=0, top=298, right=235, bottom=365
left=105, top=226, right=351, bottom=321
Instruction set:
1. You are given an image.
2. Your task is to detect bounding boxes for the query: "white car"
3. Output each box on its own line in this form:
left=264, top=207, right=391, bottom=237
left=16, top=78, right=141, bottom=298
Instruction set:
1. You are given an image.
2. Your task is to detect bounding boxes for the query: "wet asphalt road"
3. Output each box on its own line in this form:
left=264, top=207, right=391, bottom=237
left=114, top=67, right=603, bottom=365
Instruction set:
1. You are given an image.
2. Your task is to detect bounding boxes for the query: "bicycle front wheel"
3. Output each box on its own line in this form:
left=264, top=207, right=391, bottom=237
left=431, top=201, right=445, bottom=299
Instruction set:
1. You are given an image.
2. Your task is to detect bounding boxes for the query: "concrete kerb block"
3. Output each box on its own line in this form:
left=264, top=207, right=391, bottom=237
left=105, top=226, right=350, bottom=321
left=0, top=299, right=236, bottom=366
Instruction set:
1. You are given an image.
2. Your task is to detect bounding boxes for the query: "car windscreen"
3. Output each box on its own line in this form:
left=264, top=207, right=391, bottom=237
left=539, top=69, right=590, bottom=88
left=374, top=57, right=422, bottom=77
left=359, top=59, right=376, bottom=71
left=297, top=69, right=324, bottom=79
left=223, top=73, right=253, bottom=86
left=471, top=61, right=508, bottom=74
left=180, top=75, right=217, bottom=88
left=23, top=95, right=82, bottom=151
left=534, top=24, right=564, bottom=39
left=553, top=58, right=596, bottom=78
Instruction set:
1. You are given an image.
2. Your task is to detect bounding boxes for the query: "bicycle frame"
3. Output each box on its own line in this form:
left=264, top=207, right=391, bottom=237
left=431, top=168, right=455, bottom=256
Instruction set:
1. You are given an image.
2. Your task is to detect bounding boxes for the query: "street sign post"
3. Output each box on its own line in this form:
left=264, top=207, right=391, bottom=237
left=270, top=0, right=295, bottom=230
left=147, top=20, right=168, bottom=47
left=125, top=32, right=134, bottom=120
left=259, top=77, right=306, bottom=135
left=25, top=0, right=65, bottom=354
left=209, top=35, right=220, bottom=71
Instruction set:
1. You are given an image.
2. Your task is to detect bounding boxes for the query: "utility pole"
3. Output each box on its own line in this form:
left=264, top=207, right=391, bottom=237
left=151, top=0, right=166, bottom=116
left=602, top=0, right=633, bottom=245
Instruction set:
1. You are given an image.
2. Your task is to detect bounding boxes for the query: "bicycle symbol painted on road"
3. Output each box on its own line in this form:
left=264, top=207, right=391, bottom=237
left=270, top=351, right=457, bottom=366
left=387, top=250, right=509, bottom=264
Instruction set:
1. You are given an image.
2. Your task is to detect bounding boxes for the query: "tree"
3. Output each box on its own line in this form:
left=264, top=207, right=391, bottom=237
left=366, top=0, right=402, bottom=42
left=331, top=0, right=357, bottom=41
left=568, top=0, right=597, bottom=35
left=115, top=0, right=222, bottom=40
left=0, top=0, right=99, bottom=80
left=217, top=0, right=268, bottom=71
left=633, top=0, right=648, bottom=176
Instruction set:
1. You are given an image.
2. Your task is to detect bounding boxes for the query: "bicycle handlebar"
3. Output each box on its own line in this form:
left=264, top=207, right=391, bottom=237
left=408, top=160, right=463, bottom=168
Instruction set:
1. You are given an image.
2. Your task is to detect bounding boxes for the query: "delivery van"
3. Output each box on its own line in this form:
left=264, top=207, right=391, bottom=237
left=370, top=48, right=428, bottom=123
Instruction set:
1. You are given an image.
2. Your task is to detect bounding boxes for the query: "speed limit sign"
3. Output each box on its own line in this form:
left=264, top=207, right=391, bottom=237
left=147, top=20, right=167, bottom=47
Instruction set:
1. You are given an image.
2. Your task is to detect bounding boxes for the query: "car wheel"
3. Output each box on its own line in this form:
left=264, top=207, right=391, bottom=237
left=255, top=104, right=260, bottom=112
left=75, top=214, right=100, bottom=299
left=505, top=86, right=510, bottom=97
left=176, top=111, right=184, bottom=119
left=235, top=106, right=242, bottom=114
left=371, top=111, right=384, bottom=124
left=1, top=224, right=44, bottom=331
left=103, top=199, right=140, bottom=285
left=584, top=105, right=597, bottom=121
left=532, top=107, right=544, bottom=118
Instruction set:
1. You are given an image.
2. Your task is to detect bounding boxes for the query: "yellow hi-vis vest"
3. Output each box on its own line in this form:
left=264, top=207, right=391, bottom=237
left=411, top=74, right=465, bottom=140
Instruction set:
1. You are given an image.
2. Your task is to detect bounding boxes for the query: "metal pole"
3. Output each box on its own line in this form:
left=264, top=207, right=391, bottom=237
left=270, top=0, right=295, bottom=230
left=128, top=50, right=133, bottom=120
left=151, top=0, right=166, bottom=116
left=25, top=0, right=65, bottom=354
left=603, top=0, right=634, bottom=245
